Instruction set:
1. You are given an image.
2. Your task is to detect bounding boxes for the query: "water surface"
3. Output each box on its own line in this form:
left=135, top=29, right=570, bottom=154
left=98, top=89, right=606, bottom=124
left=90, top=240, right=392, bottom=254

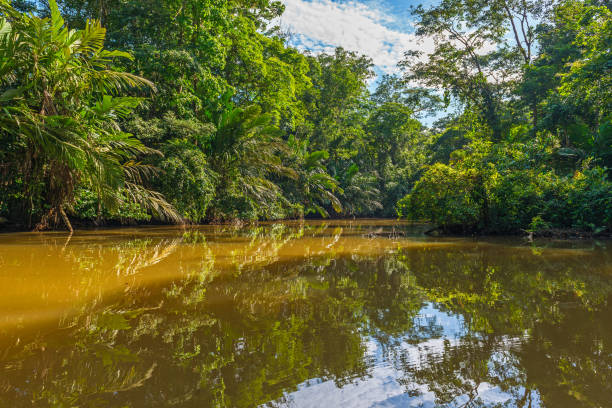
left=0, top=221, right=610, bottom=407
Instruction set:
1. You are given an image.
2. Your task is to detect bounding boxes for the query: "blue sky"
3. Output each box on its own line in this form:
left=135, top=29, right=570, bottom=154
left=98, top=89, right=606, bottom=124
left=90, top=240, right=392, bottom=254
left=277, top=0, right=437, bottom=81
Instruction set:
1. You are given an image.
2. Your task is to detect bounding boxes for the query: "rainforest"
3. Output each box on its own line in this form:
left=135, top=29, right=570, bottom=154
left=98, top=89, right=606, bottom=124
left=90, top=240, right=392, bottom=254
left=1, top=2, right=612, bottom=407
left=0, top=0, right=610, bottom=234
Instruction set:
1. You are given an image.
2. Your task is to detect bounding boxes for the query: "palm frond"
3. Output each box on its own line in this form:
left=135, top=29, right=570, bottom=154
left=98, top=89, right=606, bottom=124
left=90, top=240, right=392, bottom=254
left=124, top=182, right=183, bottom=223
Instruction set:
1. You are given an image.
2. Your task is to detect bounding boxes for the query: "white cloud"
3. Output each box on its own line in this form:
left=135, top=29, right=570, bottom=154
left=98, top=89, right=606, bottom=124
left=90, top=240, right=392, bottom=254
left=278, top=0, right=436, bottom=75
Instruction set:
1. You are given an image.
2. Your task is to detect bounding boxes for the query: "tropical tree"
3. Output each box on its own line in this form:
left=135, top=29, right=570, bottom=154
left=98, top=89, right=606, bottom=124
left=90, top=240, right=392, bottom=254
left=286, top=136, right=343, bottom=217
left=337, top=163, right=382, bottom=217
left=0, top=0, right=180, bottom=231
left=550, top=1, right=612, bottom=166
left=401, top=0, right=552, bottom=141
left=205, top=99, right=297, bottom=220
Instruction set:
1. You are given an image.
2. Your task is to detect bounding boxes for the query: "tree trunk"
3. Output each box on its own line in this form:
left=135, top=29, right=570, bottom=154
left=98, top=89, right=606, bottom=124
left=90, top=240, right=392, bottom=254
left=59, top=206, right=74, bottom=234
left=96, top=192, right=102, bottom=226
left=481, top=86, right=502, bottom=142
left=532, top=102, right=538, bottom=135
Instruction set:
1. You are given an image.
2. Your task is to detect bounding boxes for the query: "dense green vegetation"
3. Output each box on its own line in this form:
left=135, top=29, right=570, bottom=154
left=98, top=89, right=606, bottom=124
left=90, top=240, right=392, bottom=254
left=397, top=0, right=612, bottom=234
left=0, top=0, right=610, bottom=233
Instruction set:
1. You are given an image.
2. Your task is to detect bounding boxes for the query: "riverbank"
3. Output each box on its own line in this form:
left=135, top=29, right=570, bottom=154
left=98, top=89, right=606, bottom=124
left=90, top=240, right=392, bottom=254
left=1, top=216, right=610, bottom=240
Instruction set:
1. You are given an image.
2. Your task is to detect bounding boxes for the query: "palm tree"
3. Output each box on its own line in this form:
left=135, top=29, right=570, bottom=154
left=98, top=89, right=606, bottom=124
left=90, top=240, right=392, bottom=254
left=286, top=136, right=343, bottom=217
left=338, top=163, right=382, bottom=216
left=0, top=0, right=180, bottom=231
left=206, top=100, right=297, bottom=220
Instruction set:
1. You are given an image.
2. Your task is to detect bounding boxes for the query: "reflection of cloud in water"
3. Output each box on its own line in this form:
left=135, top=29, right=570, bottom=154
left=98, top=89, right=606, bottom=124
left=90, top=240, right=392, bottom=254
left=412, top=302, right=466, bottom=340
left=282, top=362, right=434, bottom=407
left=277, top=304, right=533, bottom=408
left=283, top=348, right=534, bottom=408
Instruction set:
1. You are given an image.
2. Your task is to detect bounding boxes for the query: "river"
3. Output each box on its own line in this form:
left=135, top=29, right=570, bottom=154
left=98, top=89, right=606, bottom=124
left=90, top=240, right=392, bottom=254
left=0, top=220, right=610, bottom=407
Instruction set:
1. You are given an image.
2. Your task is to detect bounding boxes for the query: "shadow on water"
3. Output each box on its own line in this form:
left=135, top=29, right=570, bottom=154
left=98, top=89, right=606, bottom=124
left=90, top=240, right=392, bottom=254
left=0, top=221, right=610, bottom=407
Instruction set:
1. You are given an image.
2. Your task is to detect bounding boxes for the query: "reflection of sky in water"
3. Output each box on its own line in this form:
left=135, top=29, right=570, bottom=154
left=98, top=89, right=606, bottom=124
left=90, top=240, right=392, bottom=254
left=413, top=302, right=466, bottom=339
left=276, top=302, right=540, bottom=408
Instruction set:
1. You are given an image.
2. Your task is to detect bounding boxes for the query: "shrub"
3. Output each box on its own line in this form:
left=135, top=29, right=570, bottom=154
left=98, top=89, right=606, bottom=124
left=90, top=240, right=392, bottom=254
left=398, top=141, right=612, bottom=234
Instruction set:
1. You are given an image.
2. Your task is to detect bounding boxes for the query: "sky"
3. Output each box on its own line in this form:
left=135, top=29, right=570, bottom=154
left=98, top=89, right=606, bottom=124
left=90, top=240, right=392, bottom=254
left=277, top=0, right=437, bottom=81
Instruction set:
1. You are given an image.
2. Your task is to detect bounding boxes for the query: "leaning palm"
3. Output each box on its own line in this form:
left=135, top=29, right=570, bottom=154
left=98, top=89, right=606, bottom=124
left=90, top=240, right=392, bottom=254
left=0, top=0, right=180, bottom=230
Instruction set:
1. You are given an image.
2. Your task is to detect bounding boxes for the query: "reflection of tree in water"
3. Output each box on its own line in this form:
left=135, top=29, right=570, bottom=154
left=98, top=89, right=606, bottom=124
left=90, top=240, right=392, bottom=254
left=0, top=230, right=610, bottom=407
left=396, top=334, right=531, bottom=407
left=519, top=299, right=612, bottom=408
left=393, top=245, right=612, bottom=408
left=404, top=310, right=446, bottom=344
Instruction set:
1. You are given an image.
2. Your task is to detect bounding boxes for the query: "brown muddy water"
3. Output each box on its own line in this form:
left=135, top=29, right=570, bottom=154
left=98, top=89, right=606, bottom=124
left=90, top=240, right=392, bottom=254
left=0, top=220, right=610, bottom=407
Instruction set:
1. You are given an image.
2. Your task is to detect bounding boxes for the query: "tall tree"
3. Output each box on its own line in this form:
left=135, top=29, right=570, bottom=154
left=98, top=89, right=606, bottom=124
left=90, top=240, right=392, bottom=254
left=401, top=0, right=553, bottom=140
left=0, top=0, right=180, bottom=230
